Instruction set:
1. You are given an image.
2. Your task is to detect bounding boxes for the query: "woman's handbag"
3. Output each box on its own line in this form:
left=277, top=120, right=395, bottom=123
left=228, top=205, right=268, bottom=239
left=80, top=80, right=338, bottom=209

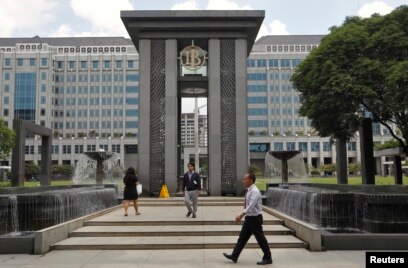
left=137, top=184, right=142, bottom=195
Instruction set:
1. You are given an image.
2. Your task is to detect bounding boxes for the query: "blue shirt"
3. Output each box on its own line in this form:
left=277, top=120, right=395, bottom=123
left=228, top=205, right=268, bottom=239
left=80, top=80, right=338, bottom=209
left=243, top=184, right=263, bottom=216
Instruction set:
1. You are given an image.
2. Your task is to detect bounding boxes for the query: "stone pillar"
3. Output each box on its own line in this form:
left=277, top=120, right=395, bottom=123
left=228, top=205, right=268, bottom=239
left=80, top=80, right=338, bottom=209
left=235, top=39, right=248, bottom=195
left=138, top=39, right=151, bottom=192
left=40, top=135, right=52, bottom=186
left=336, top=139, right=348, bottom=184
left=165, top=39, right=178, bottom=194
left=11, top=119, right=25, bottom=186
left=208, top=38, right=222, bottom=196
left=394, top=155, right=403, bottom=185
left=359, top=118, right=375, bottom=184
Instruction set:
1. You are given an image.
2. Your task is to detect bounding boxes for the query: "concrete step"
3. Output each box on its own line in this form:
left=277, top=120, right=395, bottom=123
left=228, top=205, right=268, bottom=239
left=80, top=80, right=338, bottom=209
left=52, top=235, right=307, bottom=250
left=137, top=197, right=244, bottom=205
left=138, top=202, right=243, bottom=207
left=84, top=219, right=284, bottom=226
left=70, top=225, right=294, bottom=237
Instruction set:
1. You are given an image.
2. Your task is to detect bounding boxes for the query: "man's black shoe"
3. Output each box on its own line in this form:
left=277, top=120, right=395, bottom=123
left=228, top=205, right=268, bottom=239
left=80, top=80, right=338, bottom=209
left=257, top=259, right=273, bottom=265
left=186, top=212, right=192, bottom=217
left=223, top=253, right=237, bottom=263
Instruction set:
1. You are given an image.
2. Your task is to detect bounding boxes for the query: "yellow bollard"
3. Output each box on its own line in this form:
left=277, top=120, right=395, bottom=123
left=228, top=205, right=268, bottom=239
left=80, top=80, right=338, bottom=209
left=159, top=184, right=170, bottom=198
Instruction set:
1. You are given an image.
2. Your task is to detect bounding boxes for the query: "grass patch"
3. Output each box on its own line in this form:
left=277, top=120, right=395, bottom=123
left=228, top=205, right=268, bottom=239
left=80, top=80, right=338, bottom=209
left=0, top=180, right=73, bottom=187
left=255, top=176, right=408, bottom=190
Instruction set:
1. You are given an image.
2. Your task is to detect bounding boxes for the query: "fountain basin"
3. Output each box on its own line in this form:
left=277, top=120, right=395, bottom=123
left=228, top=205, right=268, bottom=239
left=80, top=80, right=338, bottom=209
left=266, top=184, right=408, bottom=233
left=0, top=185, right=118, bottom=236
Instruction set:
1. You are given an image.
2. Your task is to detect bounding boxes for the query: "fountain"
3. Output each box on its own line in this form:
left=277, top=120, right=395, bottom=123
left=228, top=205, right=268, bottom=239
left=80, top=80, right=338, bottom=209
left=73, top=151, right=124, bottom=185
left=264, top=150, right=307, bottom=184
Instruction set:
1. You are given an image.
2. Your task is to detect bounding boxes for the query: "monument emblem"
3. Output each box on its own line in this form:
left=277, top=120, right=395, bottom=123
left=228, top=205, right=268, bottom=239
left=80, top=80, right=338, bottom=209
left=180, top=41, right=207, bottom=71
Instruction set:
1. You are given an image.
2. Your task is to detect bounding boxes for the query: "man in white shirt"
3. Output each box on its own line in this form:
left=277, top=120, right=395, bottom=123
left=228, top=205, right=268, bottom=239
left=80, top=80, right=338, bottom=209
left=223, top=173, right=272, bottom=265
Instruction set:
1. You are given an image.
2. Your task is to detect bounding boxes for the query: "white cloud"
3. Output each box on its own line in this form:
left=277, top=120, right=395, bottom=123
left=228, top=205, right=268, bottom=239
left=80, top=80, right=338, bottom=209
left=171, top=0, right=199, bottom=10
left=357, top=1, right=393, bottom=18
left=257, top=19, right=289, bottom=40
left=0, top=0, right=58, bottom=37
left=70, top=0, right=134, bottom=37
left=51, top=24, right=95, bottom=37
left=206, top=0, right=252, bottom=10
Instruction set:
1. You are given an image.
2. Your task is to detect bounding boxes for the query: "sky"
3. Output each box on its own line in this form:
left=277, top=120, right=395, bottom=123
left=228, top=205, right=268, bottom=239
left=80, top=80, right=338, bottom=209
left=1, top=0, right=406, bottom=113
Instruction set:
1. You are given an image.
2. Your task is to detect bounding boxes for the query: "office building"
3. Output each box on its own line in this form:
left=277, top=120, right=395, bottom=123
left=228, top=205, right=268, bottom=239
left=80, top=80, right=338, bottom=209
left=0, top=35, right=397, bottom=176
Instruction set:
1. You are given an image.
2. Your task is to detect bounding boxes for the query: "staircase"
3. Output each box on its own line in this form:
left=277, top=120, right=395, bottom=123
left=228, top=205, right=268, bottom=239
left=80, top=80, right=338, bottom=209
left=51, top=197, right=307, bottom=250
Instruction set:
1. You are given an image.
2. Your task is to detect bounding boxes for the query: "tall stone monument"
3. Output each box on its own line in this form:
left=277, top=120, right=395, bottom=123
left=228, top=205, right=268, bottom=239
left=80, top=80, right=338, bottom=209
left=121, top=10, right=264, bottom=195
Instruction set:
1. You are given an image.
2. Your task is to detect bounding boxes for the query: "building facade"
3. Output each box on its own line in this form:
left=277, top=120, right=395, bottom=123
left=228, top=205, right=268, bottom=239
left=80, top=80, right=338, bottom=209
left=0, top=35, right=398, bottom=177
left=0, top=36, right=139, bottom=169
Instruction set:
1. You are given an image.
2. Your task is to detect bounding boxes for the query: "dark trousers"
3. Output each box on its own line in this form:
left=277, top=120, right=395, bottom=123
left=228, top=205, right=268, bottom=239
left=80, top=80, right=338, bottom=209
left=232, top=214, right=272, bottom=260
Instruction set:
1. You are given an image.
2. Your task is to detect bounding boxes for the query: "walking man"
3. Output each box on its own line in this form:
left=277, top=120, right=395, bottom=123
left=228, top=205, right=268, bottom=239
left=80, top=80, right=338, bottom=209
left=182, top=162, right=201, bottom=218
left=223, top=173, right=273, bottom=265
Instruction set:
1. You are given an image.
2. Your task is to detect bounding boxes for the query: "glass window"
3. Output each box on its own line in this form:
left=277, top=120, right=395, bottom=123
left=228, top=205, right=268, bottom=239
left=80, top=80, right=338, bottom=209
left=299, top=142, right=308, bottom=152
left=92, top=61, right=99, bottom=69
left=125, top=109, right=138, bottom=116
left=30, top=58, right=36, bottom=66
left=347, top=142, right=356, bottom=151
left=14, top=73, right=37, bottom=121
left=104, top=60, right=111, bottom=68
left=112, top=144, right=121, bottom=153
left=323, top=142, right=332, bottom=152
left=125, top=145, right=138, bottom=154
left=268, top=59, right=279, bottom=67
left=257, top=59, right=267, bottom=67
left=3, top=109, right=9, bottom=116
left=57, top=61, right=64, bottom=68
left=127, top=60, right=134, bottom=68
left=41, top=58, right=48, bottom=66
left=81, top=61, right=87, bottom=69
left=126, top=86, right=138, bottom=93
left=247, top=59, right=255, bottom=67
left=4, top=73, right=10, bottom=80
left=41, top=96, right=46, bottom=104
left=69, top=61, right=75, bottom=69
left=311, top=142, right=320, bottom=152
left=4, top=58, right=11, bottom=66
left=63, top=145, right=71, bottom=154
left=125, top=74, right=139, bottom=81
left=274, top=142, right=283, bottom=151
left=125, top=121, right=138, bottom=128
left=4, top=84, right=10, bottom=92
left=4, top=96, right=9, bottom=104
left=17, top=59, right=24, bottom=66
left=41, top=72, right=47, bottom=80
left=249, top=143, right=269, bottom=152
left=286, top=142, right=295, bottom=151
left=280, top=59, right=291, bottom=67
left=115, top=60, right=122, bottom=68
left=126, top=98, right=138, bottom=105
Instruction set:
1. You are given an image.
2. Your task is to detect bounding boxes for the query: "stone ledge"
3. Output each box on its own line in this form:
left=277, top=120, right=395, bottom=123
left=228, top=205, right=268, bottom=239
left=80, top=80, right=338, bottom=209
left=262, top=206, right=322, bottom=251
left=34, top=204, right=122, bottom=254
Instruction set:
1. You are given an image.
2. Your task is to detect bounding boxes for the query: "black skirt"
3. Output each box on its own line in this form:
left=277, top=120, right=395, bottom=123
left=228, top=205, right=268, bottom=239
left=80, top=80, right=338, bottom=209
left=123, top=187, right=138, bottom=200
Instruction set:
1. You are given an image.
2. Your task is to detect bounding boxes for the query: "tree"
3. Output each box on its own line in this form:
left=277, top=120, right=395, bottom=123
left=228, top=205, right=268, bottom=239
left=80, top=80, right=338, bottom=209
left=248, top=165, right=262, bottom=176
left=320, top=163, right=337, bottom=174
left=52, top=165, right=75, bottom=176
left=292, top=5, right=408, bottom=153
left=0, top=119, right=15, bottom=160
left=25, top=163, right=40, bottom=179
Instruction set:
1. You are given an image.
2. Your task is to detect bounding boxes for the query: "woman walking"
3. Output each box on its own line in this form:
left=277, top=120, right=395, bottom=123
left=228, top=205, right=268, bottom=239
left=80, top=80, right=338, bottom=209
left=122, top=167, right=141, bottom=216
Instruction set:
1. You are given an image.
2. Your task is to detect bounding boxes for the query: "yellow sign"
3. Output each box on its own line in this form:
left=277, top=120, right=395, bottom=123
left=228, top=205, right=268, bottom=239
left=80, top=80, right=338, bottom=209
left=159, top=184, right=170, bottom=198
